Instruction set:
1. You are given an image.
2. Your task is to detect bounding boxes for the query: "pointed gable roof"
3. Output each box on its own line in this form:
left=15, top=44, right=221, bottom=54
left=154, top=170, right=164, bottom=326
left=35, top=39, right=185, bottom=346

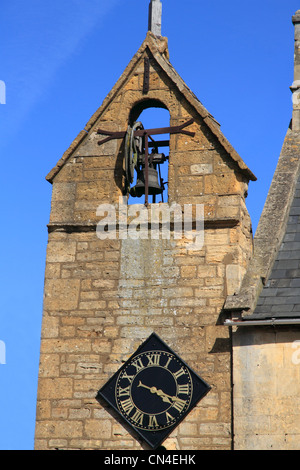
left=46, top=32, right=256, bottom=183
left=224, top=128, right=300, bottom=324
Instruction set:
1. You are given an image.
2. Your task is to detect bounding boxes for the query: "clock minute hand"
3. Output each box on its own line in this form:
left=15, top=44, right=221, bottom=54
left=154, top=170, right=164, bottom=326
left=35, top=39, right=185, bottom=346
left=137, top=381, right=178, bottom=404
left=137, top=381, right=170, bottom=402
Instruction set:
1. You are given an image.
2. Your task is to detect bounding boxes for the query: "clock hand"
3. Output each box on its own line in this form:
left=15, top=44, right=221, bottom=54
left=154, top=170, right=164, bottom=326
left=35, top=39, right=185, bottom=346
left=137, top=381, right=180, bottom=403
left=137, top=381, right=167, bottom=399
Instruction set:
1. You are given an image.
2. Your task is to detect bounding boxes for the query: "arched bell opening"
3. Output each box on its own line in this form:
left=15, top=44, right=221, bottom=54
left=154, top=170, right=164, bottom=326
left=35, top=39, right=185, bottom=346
left=128, top=98, right=168, bottom=126
left=126, top=100, right=170, bottom=205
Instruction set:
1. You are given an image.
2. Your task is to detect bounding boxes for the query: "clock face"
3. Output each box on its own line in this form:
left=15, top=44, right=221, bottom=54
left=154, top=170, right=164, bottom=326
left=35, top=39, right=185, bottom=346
left=115, top=350, right=192, bottom=431
left=97, top=333, right=211, bottom=449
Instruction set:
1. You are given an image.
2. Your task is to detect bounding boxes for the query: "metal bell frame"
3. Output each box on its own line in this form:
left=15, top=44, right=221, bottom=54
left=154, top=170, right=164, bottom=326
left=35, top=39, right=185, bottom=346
left=97, top=118, right=195, bottom=206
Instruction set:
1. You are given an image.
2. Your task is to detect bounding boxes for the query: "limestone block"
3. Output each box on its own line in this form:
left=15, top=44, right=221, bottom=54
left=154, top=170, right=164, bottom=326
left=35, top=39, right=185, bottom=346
left=191, top=163, right=213, bottom=175
left=226, top=264, right=245, bottom=296
left=180, top=265, right=197, bottom=278
left=123, top=74, right=140, bottom=91
left=38, top=354, right=60, bottom=377
left=204, top=173, right=241, bottom=195
left=40, top=338, right=91, bottom=354
left=35, top=400, right=51, bottom=420
left=37, top=378, right=73, bottom=399
left=177, top=175, right=203, bottom=197
left=35, top=420, right=83, bottom=439
left=47, top=241, right=76, bottom=263
left=40, top=315, right=59, bottom=339
left=74, top=131, right=117, bottom=157
left=84, top=419, right=112, bottom=439
left=216, top=205, right=241, bottom=220
left=52, top=182, right=76, bottom=201
left=83, top=156, right=114, bottom=169
left=178, top=422, right=198, bottom=436
left=49, top=439, right=68, bottom=449
left=44, top=263, right=61, bottom=279
left=76, top=180, right=111, bottom=201
left=44, top=279, right=80, bottom=311
left=183, top=438, right=215, bottom=450
left=53, top=161, right=83, bottom=183
left=49, top=201, right=74, bottom=223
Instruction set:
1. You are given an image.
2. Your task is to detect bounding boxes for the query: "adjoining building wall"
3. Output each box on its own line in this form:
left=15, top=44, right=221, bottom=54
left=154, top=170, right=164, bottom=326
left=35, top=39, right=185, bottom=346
left=232, top=327, right=300, bottom=450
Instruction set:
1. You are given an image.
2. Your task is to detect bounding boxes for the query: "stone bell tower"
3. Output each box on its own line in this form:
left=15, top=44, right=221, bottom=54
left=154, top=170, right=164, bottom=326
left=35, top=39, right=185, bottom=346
left=35, top=2, right=256, bottom=450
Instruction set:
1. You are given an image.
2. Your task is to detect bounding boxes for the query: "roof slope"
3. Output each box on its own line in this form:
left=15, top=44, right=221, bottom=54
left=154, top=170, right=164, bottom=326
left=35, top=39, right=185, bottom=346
left=224, top=128, right=300, bottom=322
left=249, top=175, right=300, bottom=319
left=46, top=32, right=256, bottom=183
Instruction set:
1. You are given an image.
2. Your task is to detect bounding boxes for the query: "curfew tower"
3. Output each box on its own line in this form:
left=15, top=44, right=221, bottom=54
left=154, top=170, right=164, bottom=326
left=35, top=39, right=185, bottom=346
left=35, top=1, right=255, bottom=450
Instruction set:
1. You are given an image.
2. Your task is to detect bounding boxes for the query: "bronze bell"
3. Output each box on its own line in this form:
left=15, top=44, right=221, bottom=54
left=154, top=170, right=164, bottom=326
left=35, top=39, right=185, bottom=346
left=130, top=167, right=163, bottom=198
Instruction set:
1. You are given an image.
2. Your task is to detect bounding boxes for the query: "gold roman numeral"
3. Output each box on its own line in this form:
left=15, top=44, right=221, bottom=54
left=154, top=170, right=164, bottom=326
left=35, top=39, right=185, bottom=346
left=165, top=411, right=174, bottom=424
left=122, top=371, right=135, bottom=383
left=172, top=397, right=187, bottom=413
left=120, top=397, right=134, bottom=414
left=131, top=357, right=145, bottom=372
left=177, top=384, right=190, bottom=395
left=173, top=367, right=185, bottom=379
left=117, top=385, right=131, bottom=397
left=164, top=357, right=172, bottom=369
left=148, top=415, right=158, bottom=428
left=131, top=409, right=144, bottom=426
left=146, top=353, right=161, bottom=366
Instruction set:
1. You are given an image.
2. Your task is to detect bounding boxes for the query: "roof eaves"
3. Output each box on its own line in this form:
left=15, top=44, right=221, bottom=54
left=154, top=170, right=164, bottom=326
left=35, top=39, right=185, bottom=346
left=224, top=317, right=300, bottom=327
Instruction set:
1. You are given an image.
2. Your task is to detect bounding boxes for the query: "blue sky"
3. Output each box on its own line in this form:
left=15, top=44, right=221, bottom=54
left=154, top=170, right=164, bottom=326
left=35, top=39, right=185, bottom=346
left=0, top=0, right=299, bottom=450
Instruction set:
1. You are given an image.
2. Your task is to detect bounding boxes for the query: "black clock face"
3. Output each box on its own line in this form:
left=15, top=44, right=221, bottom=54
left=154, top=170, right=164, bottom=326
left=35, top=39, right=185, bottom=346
left=115, top=350, right=192, bottom=431
left=97, top=333, right=211, bottom=449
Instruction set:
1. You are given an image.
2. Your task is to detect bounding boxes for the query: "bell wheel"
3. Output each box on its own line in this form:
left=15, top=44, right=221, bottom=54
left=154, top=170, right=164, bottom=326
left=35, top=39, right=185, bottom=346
left=125, top=121, right=144, bottom=187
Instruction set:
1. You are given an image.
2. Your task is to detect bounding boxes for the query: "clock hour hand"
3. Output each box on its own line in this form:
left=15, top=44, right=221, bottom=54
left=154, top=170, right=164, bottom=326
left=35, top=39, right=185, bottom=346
left=137, top=381, right=179, bottom=404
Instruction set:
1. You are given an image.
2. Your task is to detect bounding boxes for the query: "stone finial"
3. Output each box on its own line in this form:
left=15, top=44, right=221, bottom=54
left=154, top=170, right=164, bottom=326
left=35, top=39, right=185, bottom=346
left=291, top=11, right=300, bottom=130
left=148, top=0, right=162, bottom=37
left=292, top=10, right=300, bottom=24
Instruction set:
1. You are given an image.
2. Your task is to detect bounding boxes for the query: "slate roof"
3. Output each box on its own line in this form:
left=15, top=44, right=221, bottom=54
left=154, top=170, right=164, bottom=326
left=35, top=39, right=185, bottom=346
left=248, top=177, right=300, bottom=319
left=224, top=129, right=300, bottom=323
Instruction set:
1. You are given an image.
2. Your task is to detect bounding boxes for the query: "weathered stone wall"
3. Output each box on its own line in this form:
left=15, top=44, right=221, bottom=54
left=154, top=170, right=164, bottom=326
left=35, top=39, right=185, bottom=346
left=35, top=37, right=253, bottom=450
left=232, top=327, right=300, bottom=450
